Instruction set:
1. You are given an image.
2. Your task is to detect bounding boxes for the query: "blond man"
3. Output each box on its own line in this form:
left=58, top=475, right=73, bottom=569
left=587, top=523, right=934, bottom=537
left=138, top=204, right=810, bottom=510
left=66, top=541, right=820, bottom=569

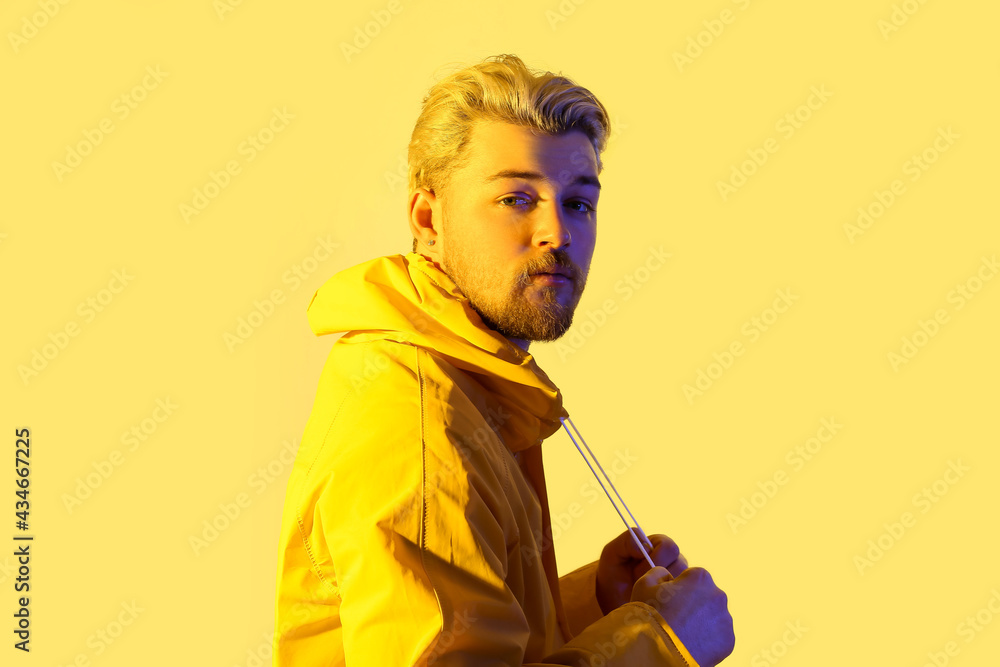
left=274, top=54, right=734, bottom=666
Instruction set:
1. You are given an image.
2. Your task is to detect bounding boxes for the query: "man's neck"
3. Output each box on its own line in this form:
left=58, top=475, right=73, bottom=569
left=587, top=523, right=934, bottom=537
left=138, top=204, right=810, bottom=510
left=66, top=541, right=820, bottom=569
left=509, top=337, right=530, bottom=352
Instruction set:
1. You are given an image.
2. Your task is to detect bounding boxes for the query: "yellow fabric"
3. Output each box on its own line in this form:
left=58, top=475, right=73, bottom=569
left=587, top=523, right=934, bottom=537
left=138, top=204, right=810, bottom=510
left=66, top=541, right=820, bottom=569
left=273, top=251, right=698, bottom=665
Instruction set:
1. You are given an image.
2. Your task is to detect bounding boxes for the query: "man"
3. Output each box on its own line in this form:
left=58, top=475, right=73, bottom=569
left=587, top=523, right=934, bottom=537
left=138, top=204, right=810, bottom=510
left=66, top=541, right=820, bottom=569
left=273, top=54, right=734, bottom=665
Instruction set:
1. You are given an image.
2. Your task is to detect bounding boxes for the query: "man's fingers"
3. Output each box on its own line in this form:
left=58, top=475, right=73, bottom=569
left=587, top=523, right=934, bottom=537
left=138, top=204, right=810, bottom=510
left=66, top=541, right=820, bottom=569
left=633, top=526, right=653, bottom=551
left=633, top=557, right=685, bottom=580
left=628, top=538, right=686, bottom=580
left=638, top=565, right=673, bottom=584
left=649, top=537, right=682, bottom=569
left=606, top=528, right=656, bottom=561
left=608, top=531, right=686, bottom=579
left=668, top=554, right=688, bottom=578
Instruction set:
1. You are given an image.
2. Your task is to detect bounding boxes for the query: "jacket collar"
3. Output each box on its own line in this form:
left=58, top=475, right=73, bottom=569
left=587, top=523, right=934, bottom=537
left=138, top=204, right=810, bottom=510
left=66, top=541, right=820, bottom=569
left=306, top=251, right=569, bottom=453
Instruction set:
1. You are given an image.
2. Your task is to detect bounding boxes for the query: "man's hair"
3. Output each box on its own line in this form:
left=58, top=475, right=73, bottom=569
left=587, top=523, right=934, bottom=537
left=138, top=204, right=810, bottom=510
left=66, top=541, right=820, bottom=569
left=408, top=54, right=611, bottom=252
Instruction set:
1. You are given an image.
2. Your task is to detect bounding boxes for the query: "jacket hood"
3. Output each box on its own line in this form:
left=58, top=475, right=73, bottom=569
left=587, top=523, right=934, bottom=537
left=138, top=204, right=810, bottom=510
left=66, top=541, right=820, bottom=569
left=306, top=251, right=570, bottom=453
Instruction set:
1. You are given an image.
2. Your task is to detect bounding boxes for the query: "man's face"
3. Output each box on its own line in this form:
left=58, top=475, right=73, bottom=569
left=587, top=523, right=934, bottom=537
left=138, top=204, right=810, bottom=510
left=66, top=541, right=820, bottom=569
left=432, top=120, right=600, bottom=345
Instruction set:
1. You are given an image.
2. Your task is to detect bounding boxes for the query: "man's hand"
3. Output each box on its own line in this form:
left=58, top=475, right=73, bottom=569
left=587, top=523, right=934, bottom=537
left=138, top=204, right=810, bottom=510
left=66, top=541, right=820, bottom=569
left=595, top=528, right=688, bottom=615
left=632, top=566, right=735, bottom=667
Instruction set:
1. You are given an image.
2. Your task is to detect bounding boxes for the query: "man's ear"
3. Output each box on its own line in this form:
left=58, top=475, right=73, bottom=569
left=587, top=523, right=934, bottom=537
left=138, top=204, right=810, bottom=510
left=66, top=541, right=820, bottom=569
left=408, top=187, right=441, bottom=253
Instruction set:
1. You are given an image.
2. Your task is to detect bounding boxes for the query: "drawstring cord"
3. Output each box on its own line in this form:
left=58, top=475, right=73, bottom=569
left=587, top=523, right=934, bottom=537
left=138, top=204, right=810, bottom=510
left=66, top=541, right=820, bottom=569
left=559, top=415, right=657, bottom=569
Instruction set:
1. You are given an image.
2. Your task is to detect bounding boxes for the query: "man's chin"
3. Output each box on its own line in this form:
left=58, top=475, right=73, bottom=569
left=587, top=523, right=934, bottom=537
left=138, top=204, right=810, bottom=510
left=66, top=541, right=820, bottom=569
left=470, top=292, right=577, bottom=343
left=517, top=306, right=577, bottom=342
left=496, top=318, right=573, bottom=343
left=527, top=330, right=569, bottom=343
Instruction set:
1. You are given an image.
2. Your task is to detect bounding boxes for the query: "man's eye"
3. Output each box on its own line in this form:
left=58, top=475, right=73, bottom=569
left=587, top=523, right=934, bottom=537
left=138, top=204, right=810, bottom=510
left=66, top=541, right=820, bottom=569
left=499, top=195, right=530, bottom=207
left=566, top=200, right=596, bottom=213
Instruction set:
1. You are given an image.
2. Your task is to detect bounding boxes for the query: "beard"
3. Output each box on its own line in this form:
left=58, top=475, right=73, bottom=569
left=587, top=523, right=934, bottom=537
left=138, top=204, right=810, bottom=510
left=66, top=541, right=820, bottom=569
left=440, top=210, right=585, bottom=342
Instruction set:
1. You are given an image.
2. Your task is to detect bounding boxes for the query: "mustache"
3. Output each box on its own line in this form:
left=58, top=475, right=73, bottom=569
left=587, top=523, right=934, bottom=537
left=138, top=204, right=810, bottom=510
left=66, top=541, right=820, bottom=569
left=526, top=251, right=576, bottom=280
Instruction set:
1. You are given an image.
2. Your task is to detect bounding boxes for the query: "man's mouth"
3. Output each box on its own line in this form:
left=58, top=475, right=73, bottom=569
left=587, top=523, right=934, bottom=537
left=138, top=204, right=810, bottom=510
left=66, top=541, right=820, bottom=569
left=530, top=267, right=572, bottom=279
left=530, top=272, right=572, bottom=286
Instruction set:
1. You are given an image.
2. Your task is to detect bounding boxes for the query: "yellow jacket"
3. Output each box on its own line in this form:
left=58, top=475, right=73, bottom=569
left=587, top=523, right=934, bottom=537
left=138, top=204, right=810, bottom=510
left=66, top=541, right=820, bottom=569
left=273, top=251, right=698, bottom=665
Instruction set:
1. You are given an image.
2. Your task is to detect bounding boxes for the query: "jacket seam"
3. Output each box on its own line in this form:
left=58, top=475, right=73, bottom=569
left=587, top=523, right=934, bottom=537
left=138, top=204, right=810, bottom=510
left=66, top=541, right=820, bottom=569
left=497, top=434, right=513, bottom=494
left=294, top=367, right=356, bottom=599
left=417, top=345, right=429, bottom=556
left=415, top=346, right=447, bottom=661
left=628, top=601, right=693, bottom=667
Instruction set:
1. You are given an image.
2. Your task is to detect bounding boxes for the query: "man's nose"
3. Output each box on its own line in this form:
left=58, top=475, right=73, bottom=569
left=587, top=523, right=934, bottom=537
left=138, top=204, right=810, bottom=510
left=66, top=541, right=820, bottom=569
left=533, top=201, right=571, bottom=249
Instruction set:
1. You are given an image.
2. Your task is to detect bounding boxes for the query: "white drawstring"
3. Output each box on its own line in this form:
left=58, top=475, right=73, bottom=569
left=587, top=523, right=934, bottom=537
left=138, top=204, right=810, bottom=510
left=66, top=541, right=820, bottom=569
left=559, top=415, right=656, bottom=570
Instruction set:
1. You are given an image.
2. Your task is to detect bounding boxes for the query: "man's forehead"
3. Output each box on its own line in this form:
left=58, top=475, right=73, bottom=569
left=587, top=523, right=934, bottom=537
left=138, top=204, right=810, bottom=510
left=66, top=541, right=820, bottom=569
left=463, top=120, right=599, bottom=183
left=483, top=168, right=601, bottom=190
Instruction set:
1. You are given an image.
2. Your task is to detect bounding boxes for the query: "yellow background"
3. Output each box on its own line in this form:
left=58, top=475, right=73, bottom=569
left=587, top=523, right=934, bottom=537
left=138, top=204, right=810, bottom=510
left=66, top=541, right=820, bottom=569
left=3, top=0, right=998, bottom=664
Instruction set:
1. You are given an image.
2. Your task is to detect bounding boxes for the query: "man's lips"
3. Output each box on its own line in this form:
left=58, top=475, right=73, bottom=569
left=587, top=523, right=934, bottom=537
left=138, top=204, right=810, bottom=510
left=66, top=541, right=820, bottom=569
left=530, top=267, right=572, bottom=279
left=530, top=271, right=572, bottom=286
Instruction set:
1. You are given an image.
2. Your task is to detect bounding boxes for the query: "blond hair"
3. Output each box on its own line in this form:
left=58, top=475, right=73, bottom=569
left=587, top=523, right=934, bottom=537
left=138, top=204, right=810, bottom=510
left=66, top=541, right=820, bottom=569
left=407, top=54, right=611, bottom=252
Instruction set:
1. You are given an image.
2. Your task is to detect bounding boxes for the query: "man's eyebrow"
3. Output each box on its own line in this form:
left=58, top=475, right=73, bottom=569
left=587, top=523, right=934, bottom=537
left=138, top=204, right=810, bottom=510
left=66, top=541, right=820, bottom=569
left=483, top=169, right=601, bottom=190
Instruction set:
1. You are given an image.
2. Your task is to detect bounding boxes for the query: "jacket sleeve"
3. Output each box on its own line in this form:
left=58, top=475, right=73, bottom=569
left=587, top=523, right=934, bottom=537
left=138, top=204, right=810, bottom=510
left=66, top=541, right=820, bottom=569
left=310, top=349, right=697, bottom=665
left=555, top=560, right=699, bottom=666
left=558, top=560, right=605, bottom=637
